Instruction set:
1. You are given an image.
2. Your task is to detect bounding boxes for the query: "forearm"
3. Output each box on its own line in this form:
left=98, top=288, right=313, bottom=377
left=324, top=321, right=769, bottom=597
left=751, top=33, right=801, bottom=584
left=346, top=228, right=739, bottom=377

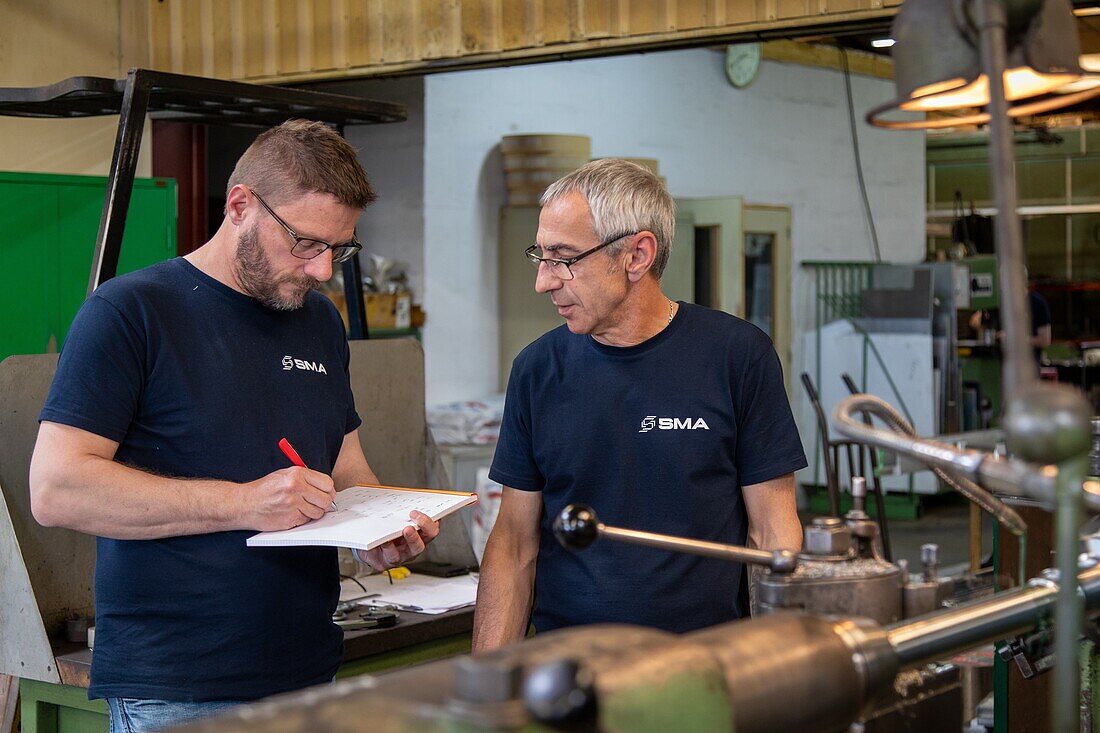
left=332, top=430, right=379, bottom=491
left=748, top=518, right=803, bottom=553
left=472, top=533, right=536, bottom=652
left=745, top=504, right=802, bottom=618
left=334, top=465, right=379, bottom=491
left=744, top=474, right=803, bottom=553
left=31, top=452, right=247, bottom=540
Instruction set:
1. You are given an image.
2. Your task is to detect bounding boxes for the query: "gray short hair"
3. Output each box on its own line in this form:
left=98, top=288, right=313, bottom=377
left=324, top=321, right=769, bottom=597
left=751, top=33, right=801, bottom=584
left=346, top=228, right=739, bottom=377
left=540, top=159, right=675, bottom=279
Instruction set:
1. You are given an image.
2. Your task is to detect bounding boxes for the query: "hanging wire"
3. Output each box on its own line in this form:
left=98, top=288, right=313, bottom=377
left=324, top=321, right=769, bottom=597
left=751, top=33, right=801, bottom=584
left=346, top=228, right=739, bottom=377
left=840, top=46, right=883, bottom=263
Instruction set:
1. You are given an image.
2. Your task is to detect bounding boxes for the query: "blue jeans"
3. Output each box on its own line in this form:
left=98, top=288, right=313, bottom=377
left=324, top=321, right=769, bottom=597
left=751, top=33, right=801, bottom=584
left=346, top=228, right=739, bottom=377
left=106, top=698, right=244, bottom=733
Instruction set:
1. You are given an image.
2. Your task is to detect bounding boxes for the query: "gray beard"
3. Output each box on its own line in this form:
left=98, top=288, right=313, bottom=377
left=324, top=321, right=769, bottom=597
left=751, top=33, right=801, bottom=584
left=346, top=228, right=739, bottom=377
left=232, top=223, right=319, bottom=311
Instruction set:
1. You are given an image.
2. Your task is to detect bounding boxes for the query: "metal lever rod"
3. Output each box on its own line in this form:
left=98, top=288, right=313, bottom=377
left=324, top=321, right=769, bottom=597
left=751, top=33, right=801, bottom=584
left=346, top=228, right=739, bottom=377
left=553, top=504, right=798, bottom=573
left=600, top=525, right=797, bottom=572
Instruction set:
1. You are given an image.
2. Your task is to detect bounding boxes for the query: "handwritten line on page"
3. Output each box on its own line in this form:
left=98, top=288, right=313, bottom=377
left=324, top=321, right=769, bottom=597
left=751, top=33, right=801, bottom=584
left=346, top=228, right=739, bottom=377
left=246, top=484, right=477, bottom=552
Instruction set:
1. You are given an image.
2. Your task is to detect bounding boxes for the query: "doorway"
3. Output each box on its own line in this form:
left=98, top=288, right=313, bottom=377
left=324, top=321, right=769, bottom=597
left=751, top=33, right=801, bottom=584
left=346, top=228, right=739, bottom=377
left=668, top=198, right=793, bottom=388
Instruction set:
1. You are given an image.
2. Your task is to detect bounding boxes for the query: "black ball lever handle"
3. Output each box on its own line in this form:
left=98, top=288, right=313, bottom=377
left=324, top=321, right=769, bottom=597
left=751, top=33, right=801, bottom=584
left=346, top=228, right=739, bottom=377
left=553, top=504, right=602, bottom=550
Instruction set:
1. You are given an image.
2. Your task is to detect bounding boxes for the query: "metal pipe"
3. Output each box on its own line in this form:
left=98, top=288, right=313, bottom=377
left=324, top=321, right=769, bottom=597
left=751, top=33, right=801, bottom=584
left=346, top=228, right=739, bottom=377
left=1052, top=455, right=1086, bottom=733
left=841, top=373, right=892, bottom=561
left=89, top=70, right=151, bottom=294
left=598, top=524, right=798, bottom=573
left=833, top=395, right=1032, bottom=532
left=801, top=372, right=840, bottom=516
left=972, top=0, right=1036, bottom=406
left=888, top=565, right=1100, bottom=669
left=834, top=392, right=1100, bottom=513
left=888, top=579, right=1056, bottom=667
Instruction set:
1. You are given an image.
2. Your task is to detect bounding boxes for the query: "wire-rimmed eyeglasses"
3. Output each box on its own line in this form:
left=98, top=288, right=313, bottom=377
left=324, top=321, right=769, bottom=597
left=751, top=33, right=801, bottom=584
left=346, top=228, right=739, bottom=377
left=524, top=231, right=636, bottom=280
left=250, top=188, right=362, bottom=264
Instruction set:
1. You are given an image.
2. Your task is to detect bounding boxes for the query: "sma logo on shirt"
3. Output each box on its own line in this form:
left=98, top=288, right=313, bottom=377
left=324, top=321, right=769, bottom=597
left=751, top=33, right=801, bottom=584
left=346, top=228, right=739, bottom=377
left=638, top=415, right=710, bottom=433
left=282, top=355, right=328, bottom=375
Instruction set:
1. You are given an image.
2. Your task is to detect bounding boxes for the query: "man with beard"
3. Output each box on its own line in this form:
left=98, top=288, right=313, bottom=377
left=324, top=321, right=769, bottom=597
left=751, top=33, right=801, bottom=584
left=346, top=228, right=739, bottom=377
left=29, top=120, right=438, bottom=732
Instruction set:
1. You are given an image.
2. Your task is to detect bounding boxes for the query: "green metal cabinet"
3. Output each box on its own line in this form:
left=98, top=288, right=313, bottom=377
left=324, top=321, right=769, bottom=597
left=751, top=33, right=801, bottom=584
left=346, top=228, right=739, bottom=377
left=0, top=171, right=177, bottom=361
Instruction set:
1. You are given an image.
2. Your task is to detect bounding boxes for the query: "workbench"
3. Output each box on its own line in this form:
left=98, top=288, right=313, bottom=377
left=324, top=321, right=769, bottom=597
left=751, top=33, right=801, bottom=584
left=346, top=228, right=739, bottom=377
left=18, top=607, right=473, bottom=733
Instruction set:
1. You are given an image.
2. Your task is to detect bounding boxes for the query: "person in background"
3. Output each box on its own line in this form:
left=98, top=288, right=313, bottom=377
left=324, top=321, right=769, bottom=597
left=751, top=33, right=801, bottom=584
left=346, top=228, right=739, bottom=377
left=969, top=285, right=1052, bottom=362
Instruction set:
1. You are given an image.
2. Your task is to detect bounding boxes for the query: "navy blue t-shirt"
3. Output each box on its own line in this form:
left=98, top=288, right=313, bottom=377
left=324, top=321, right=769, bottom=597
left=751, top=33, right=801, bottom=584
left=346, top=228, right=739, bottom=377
left=39, top=258, right=360, bottom=701
left=489, top=302, right=807, bottom=634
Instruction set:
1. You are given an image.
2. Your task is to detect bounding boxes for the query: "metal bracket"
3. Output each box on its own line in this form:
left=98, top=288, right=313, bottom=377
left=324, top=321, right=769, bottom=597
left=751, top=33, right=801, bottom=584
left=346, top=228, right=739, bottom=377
left=997, top=631, right=1054, bottom=680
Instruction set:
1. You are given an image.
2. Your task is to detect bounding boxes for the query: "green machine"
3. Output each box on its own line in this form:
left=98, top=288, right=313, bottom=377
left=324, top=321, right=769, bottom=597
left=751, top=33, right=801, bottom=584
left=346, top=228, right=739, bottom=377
left=959, top=255, right=1003, bottom=425
left=964, top=255, right=1000, bottom=313
left=0, top=170, right=177, bottom=361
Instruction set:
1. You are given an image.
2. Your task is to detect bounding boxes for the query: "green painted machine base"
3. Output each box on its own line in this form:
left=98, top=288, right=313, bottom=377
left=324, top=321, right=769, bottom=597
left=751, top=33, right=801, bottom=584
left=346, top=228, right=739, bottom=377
left=18, top=633, right=472, bottom=733
left=336, top=633, right=471, bottom=679
left=19, top=679, right=107, bottom=733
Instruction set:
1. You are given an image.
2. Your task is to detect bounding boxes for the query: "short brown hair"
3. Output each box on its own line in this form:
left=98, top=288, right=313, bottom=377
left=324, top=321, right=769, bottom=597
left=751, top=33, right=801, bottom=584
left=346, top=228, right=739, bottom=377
left=227, top=119, right=376, bottom=209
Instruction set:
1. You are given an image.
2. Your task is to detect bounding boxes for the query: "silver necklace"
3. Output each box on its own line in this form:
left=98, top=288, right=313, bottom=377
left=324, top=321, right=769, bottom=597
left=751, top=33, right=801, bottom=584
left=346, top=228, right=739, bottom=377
left=668, top=299, right=675, bottom=324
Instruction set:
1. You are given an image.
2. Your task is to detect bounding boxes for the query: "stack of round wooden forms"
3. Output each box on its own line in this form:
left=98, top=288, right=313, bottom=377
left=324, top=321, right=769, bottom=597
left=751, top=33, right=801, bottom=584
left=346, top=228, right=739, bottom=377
left=501, top=134, right=591, bottom=206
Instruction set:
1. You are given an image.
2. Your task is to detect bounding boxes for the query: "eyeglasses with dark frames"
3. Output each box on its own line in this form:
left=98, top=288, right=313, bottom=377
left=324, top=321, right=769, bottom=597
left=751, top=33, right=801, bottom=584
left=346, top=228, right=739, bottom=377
left=524, top=231, right=637, bottom=281
left=249, top=188, right=363, bottom=264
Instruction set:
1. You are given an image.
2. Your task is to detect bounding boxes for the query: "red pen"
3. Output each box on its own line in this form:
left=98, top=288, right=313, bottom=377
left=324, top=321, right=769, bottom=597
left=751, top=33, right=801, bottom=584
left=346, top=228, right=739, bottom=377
left=279, top=437, right=337, bottom=510
left=278, top=437, right=307, bottom=468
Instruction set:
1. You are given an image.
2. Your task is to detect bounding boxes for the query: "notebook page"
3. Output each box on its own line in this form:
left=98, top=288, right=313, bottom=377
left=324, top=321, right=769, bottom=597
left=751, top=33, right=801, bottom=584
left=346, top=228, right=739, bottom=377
left=246, top=485, right=476, bottom=551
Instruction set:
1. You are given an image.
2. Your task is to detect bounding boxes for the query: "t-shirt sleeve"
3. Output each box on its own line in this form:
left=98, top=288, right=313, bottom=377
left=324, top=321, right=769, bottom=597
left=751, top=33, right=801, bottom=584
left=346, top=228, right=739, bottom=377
left=488, top=359, right=543, bottom=492
left=734, top=344, right=808, bottom=486
left=39, top=294, right=146, bottom=443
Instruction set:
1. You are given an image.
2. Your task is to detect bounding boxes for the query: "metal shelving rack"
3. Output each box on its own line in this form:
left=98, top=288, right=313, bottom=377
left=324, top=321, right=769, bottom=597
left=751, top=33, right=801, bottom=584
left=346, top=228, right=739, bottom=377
left=0, top=68, right=407, bottom=339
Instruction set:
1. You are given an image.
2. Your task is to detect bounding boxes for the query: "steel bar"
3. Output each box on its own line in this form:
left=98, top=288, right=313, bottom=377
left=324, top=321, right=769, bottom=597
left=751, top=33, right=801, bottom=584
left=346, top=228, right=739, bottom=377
left=89, top=70, right=151, bottom=294
left=332, top=123, right=370, bottom=341
left=598, top=524, right=796, bottom=572
left=341, top=254, right=369, bottom=340
left=1052, top=455, right=1087, bottom=733
left=0, top=72, right=406, bottom=125
left=801, top=372, right=840, bottom=516
left=842, top=372, right=892, bottom=561
left=973, top=0, right=1037, bottom=406
left=888, top=565, right=1100, bottom=669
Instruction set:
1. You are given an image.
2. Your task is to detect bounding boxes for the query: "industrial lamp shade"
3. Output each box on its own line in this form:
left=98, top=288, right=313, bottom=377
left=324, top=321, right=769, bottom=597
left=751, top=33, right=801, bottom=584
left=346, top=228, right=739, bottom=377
left=867, top=0, right=1096, bottom=129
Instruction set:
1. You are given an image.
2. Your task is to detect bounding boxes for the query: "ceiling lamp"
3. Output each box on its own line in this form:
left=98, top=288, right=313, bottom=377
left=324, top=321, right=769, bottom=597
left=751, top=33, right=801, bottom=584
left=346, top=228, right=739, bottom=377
left=867, top=0, right=1100, bottom=129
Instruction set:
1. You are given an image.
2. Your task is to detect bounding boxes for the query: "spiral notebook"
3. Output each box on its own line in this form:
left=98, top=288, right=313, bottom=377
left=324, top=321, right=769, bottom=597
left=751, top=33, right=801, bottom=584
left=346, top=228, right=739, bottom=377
left=246, top=484, right=478, bottom=551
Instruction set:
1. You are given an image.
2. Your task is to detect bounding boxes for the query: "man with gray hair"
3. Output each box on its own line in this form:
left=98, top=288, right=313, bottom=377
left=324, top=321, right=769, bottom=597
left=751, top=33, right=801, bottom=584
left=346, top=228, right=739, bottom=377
left=472, top=159, right=806, bottom=649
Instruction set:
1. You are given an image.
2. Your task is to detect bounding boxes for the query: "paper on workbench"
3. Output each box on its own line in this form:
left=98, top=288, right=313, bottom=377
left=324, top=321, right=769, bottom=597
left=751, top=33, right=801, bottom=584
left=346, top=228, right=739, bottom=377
left=342, top=572, right=479, bottom=615
left=246, top=484, right=477, bottom=552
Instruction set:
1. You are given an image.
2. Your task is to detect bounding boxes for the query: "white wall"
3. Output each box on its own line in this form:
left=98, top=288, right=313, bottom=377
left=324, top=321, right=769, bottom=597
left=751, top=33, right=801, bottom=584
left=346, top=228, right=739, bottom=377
left=420, top=48, right=925, bottom=407
left=340, top=77, right=426, bottom=300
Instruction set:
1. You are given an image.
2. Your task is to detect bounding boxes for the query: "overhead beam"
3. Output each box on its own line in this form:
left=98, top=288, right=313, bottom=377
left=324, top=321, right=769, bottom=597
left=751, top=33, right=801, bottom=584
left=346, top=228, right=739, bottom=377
left=142, top=0, right=900, bottom=84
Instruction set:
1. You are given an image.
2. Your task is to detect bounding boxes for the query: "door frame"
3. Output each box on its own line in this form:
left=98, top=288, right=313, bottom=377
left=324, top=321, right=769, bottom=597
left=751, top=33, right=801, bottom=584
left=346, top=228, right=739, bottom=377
left=743, top=204, right=793, bottom=387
